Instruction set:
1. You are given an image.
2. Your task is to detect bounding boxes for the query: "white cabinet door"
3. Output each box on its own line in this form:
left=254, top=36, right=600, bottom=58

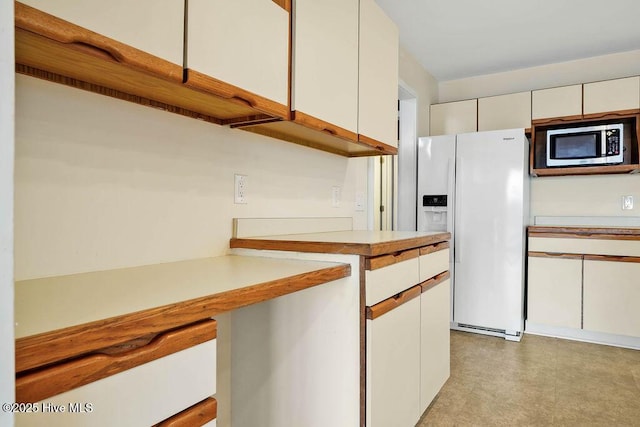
left=367, top=292, right=421, bottom=427
left=420, top=278, right=450, bottom=412
left=358, top=0, right=399, bottom=148
left=430, top=100, right=477, bottom=136
left=20, top=0, right=184, bottom=65
left=583, top=259, right=640, bottom=337
left=532, top=85, right=582, bottom=120
left=527, top=256, right=582, bottom=329
left=478, top=91, right=531, bottom=131
left=583, top=76, right=640, bottom=115
left=292, top=0, right=359, bottom=133
left=187, top=0, right=289, bottom=107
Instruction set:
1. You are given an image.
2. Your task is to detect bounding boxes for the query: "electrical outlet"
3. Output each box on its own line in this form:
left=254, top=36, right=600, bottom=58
left=332, top=186, right=341, bottom=208
left=622, top=195, right=634, bottom=210
left=234, top=174, right=247, bottom=204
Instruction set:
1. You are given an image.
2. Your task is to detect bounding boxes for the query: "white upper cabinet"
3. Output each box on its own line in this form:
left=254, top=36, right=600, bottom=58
left=430, top=99, right=477, bottom=136
left=478, top=91, right=531, bottom=131
left=532, top=84, right=582, bottom=121
left=19, top=0, right=184, bottom=66
left=583, top=76, right=640, bottom=116
left=292, top=0, right=359, bottom=133
left=187, top=0, right=289, bottom=109
left=358, top=0, right=399, bottom=148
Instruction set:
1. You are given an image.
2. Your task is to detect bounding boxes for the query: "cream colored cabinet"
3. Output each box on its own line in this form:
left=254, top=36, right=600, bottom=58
left=420, top=277, right=450, bottom=412
left=532, top=84, right=582, bottom=121
left=366, top=287, right=421, bottom=427
left=583, top=76, right=640, bottom=116
left=187, top=0, right=289, bottom=111
left=16, top=338, right=217, bottom=427
left=583, top=259, right=640, bottom=337
left=430, top=99, right=477, bottom=136
left=19, top=0, right=184, bottom=66
left=527, top=255, right=582, bottom=329
left=292, top=0, right=359, bottom=133
left=478, top=91, right=532, bottom=131
left=358, top=0, right=399, bottom=148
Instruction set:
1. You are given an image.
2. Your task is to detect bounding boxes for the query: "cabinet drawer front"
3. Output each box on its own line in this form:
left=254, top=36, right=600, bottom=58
left=365, top=256, right=419, bottom=306
left=583, top=260, right=640, bottom=337
left=419, top=245, right=449, bottom=283
left=20, top=0, right=184, bottom=66
left=529, top=237, right=640, bottom=257
left=16, top=339, right=217, bottom=427
left=366, top=296, right=421, bottom=427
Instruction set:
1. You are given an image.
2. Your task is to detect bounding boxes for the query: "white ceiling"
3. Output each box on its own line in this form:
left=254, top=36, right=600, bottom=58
left=375, top=0, right=640, bottom=82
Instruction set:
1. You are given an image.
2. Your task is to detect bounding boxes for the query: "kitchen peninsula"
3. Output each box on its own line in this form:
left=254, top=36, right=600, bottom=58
left=230, top=218, right=451, bottom=427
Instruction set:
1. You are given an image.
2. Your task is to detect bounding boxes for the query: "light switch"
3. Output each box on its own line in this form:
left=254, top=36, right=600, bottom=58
left=622, top=195, right=634, bottom=210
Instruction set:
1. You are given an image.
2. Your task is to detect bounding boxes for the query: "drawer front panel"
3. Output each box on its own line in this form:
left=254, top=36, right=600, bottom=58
left=419, top=248, right=449, bottom=283
left=365, top=257, right=419, bottom=306
left=529, top=237, right=640, bottom=257
left=17, top=339, right=216, bottom=427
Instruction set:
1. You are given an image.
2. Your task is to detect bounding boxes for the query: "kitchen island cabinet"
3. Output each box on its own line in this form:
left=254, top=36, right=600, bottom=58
left=230, top=218, right=451, bottom=426
left=14, top=255, right=350, bottom=426
left=527, top=226, right=640, bottom=349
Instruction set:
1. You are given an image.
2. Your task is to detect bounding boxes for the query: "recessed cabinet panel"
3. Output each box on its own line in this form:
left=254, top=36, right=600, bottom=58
left=430, top=100, right=477, bottom=136
left=420, top=279, right=450, bottom=411
left=293, top=0, right=359, bottom=133
left=187, top=0, right=289, bottom=107
left=583, top=76, right=640, bottom=115
left=19, top=0, right=184, bottom=65
left=583, top=260, right=640, bottom=337
left=358, top=0, right=399, bottom=148
left=527, top=256, right=582, bottom=329
left=532, top=85, right=582, bottom=120
left=366, top=297, right=421, bottom=427
left=478, top=91, right=532, bottom=131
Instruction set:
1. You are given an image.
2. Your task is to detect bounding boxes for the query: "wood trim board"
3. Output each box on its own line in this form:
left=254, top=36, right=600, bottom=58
left=365, top=285, right=421, bottom=320
left=154, top=397, right=217, bottom=427
left=419, top=241, right=450, bottom=256
left=528, top=251, right=584, bottom=260
left=419, top=271, right=450, bottom=293
left=365, top=249, right=419, bottom=271
left=16, top=320, right=217, bottom=403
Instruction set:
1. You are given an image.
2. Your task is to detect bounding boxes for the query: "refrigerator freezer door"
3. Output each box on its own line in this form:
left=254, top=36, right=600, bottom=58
left=454, top=129, right=527, bottom=334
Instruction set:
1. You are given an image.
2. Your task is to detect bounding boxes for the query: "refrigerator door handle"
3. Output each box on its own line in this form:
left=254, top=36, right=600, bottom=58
left=454, top=157, right=462, bottom=264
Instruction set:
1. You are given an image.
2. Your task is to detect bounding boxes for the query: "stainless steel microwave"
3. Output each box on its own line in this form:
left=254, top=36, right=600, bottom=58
left=546, top=123, right=623, bottom=167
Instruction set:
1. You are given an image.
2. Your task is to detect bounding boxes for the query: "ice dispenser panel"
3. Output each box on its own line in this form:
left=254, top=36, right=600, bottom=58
left=422, top=194, right=448, bottom=232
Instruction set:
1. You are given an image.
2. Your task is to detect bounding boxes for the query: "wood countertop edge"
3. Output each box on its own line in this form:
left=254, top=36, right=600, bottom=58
left=529, top=226, right=640, bottom=239
left=229, top=232, right=451, bottom=256
left=15, top=263, right=350, bottom=373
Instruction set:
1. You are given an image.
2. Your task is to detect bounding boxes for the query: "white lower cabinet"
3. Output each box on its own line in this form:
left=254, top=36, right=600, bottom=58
left=583, top=259, right=640, bottom=337
left=16, top=338, right=217, bottom=427
left=420, top=278, right=450, bottom=412
left=366, top=287, right=421, bottom=427
left=527, top=255, right=582, bottom=329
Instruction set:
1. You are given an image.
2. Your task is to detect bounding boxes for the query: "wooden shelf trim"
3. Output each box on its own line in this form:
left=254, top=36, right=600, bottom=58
left=15, top=263, right=350, bottom=373
left=419, top=271, right=450, bottom=293
left=365, top=248, right=419, bottom=271
left=584, top=254, right=640, bottom=263
left=356, top=134, right=398, bottom=157
left=528, top=251, right=583, bottom=260
left=154, top=397, right=217, bottom=427
left=529, top=227, right=640, bottom=240
left=16, top=320, right=217, bottom=403
left=419, top=241, right=450, bottom=256
left=230, top=233, right=450, bottom=257
left=271, top=0, right=292, bottom=12
left=531, top=164, right=640, bottom=177
left=365, top=285, right=421, bottom=320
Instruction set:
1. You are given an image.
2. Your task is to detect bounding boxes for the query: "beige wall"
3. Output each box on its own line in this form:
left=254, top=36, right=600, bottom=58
left=15, top=76, right=369, bottom=280
left=435, top=50, right=640, bottom=221
left=399, top=46, right=438, bottom=137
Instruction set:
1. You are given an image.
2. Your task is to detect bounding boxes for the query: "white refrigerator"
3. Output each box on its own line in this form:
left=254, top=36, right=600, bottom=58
left=417, top=129, right=529, bottom=341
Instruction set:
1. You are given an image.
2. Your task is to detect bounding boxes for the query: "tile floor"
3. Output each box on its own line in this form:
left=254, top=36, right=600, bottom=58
left=418, top=331, right=640, bottom=426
